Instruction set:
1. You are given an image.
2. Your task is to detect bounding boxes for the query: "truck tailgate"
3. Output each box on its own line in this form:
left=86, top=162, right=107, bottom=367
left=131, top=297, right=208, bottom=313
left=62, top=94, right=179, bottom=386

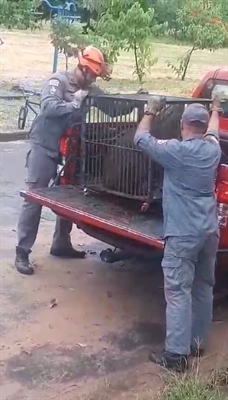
left=20, top=186, right=164, bottom=249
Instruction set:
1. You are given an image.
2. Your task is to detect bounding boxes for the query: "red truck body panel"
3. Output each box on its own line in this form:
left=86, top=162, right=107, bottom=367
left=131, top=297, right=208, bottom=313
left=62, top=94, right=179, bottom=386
left=21, top=186, right=164, bottom=249
left=192, top=67, right=228, bottom=135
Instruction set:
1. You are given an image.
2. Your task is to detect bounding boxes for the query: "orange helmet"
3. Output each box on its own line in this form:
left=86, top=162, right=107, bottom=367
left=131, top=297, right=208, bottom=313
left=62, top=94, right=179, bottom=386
left=78, top=45, right=111, bottom=80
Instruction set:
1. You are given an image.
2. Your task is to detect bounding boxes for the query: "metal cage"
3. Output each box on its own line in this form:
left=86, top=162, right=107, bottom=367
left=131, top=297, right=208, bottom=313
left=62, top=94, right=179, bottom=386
left=80, top=94, right=211, bottom=202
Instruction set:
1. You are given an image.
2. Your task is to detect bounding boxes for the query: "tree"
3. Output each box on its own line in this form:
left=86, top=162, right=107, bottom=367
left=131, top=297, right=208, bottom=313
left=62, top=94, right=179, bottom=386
left=119, top=3, right=157, bottom=85
left=94, top=1, right=157, bottom=85
left=152, top=0, right=184, bottom=34
left=79, top=0, right=152, bottom=33
left=0, top=0, right=38, bottom=30
left=50, top=18, right=90, bottom=70
left=50, top=17, right=119, bottom=70
left=217, top=0, right=228, bottom=23
left=166, top=0, right=228, bottom=80
left=50, top=1, right=156, bottom=83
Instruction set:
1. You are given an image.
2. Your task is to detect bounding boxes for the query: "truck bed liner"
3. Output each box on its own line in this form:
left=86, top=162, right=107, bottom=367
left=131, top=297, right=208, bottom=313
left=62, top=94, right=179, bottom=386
left=20, top=186, right=164, bottom=249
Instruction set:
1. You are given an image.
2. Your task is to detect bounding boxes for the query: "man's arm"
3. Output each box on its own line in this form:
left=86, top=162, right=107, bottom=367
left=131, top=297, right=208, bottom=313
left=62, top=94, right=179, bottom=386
left=134, top=113, right=153, bottom=143
left=40, top=77, right=83, bottom=120
left=134, top=96, right=181, bottom=168
left=203, top=110, right=220, bottom=144
left=204, top=96, right=223, bottom=143
left=134, top=114, right=181, bottom=168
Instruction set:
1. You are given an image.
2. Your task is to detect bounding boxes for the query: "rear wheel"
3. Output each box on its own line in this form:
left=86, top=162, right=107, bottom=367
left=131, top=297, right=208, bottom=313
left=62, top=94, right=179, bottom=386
left=18, top=105, right=28, bottom=130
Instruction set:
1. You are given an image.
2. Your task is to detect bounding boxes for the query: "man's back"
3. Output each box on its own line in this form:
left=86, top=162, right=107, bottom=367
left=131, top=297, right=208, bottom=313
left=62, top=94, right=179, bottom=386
left=162, top=137, right=221, bottom=237
left=134, top=128, right=221, bottom=238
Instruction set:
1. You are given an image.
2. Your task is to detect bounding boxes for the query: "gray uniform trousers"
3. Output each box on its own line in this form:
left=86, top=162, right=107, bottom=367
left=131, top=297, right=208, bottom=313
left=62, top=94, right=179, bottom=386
left=162, top=232, right=219, bottom=355
left=17, top=145, right=72, bottom=253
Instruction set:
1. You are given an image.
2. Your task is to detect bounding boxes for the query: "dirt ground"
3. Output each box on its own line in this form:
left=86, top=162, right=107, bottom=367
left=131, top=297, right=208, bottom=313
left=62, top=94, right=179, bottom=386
left=1, top=223, right=228, bottom=400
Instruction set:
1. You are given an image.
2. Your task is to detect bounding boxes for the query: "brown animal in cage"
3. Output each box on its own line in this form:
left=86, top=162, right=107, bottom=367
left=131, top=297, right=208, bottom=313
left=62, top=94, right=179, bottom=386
left=102, top=103, right=184, bottom=200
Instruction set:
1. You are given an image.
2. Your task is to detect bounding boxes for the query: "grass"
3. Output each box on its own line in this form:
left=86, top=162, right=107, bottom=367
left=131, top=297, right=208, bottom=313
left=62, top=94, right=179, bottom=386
left=0, top=28, right=227, bottom=132
left=161, top=364, right=228, bottom=400
left=0, top=28, right=227, bottom=95
left=162, top=377, right=226, bottom=400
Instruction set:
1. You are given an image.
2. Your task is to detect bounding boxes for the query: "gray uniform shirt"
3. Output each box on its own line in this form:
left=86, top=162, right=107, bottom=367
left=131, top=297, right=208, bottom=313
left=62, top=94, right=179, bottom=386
left=134, top=130, right=221, bottom=238
left=30, top=70, right=134, bottom=159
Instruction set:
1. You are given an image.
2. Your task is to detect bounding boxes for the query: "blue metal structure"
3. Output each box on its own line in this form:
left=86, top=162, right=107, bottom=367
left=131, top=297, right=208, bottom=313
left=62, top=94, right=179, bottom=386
left=39, top=0, right=81, bottom=72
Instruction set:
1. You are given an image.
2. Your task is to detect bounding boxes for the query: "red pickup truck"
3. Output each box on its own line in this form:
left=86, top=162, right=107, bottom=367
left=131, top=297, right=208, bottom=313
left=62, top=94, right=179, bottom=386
left=21, top=68, right=228, bottom=268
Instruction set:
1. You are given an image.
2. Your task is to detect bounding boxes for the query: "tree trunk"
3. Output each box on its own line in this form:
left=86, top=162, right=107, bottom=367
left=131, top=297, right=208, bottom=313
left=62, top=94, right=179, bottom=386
left=181, top=45, right=196, bottom=81
left=65, top=54, right=69, bottom=71
left=133, top=41, right=142, bottom=86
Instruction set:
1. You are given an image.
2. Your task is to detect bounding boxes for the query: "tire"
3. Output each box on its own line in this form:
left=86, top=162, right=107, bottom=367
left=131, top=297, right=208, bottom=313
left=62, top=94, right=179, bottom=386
left=18, top=105, right=28, bottom=130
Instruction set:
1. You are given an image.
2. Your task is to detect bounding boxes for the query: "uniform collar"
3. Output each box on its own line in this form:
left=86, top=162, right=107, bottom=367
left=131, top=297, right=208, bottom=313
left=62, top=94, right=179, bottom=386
left=183, top=134, right=204, bottom=141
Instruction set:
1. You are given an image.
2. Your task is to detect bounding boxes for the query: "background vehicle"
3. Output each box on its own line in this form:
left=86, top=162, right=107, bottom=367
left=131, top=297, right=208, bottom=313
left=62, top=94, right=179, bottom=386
left=20, top=68, right=228, bottom=270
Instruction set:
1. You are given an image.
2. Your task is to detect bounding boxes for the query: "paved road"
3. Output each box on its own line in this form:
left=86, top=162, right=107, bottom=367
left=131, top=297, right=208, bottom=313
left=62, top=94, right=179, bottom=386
left=0, top=140, right=28, bottom=227
left=0, top=140, right=54, bottom=229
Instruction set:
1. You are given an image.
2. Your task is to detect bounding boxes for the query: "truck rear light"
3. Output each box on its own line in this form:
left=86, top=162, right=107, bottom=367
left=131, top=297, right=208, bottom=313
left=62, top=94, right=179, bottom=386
left=59, top=128, right=80, bottom=158
left=218, top=203, right=228, bottom=228
left=59, top=137, right=69, bottom=157
left=58, top=128, right=81, bottom=186
left=216, top=165, right=228, bottom=228
left=217, top=186, right=228, bottom=204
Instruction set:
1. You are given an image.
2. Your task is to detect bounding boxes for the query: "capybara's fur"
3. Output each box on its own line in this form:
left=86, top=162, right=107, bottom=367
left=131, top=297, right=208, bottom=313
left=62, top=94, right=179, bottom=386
left=102, top=104, right=184, bottom=199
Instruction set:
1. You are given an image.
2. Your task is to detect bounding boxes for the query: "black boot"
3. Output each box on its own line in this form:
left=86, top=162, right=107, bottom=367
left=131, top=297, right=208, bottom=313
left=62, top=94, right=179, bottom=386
left=15, top=248, right=34, bottom=275
left=50, top=246, right=86, bottom=259
left=148, top=350, right=189, bottom=373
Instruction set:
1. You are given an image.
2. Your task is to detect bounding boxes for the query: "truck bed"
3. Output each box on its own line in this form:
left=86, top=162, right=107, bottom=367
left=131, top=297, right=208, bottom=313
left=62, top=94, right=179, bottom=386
left=20, top=186, right=164, bottom=249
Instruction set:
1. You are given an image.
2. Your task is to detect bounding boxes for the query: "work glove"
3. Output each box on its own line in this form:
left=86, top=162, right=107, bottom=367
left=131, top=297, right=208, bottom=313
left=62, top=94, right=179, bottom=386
left=144, top=95, right=166, bottom=116
left=72, top=89, right=89, bottom=109
left=210, top=95, right=224, bottom=117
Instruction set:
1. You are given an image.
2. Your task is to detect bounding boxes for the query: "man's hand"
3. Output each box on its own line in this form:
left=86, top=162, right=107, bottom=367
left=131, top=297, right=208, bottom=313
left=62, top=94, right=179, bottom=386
left=210, top=95, right=224, bottom=117
left=72, top=89, right=89, bottom=109
left=144, top=96, right=166, bottom=116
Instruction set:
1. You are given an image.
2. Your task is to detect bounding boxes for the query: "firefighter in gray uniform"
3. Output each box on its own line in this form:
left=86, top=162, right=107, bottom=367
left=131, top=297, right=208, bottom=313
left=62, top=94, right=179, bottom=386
left=134, top=96, right=223, bottom=372
left=16, top=45, right=134, bottom=276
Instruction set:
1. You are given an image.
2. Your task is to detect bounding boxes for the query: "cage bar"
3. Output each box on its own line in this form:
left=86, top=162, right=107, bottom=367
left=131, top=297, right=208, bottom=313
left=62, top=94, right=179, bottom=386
left=79, top=94, right=211, bottom=202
